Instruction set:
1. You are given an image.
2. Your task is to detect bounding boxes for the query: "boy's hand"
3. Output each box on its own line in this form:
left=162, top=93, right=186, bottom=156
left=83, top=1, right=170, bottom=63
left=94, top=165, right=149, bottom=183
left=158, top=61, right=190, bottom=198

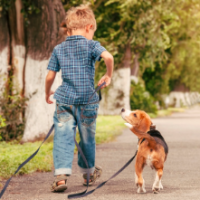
left=46, top=91, right=54, bottom=104
left=98, top=74, right=111, bottom=89
left=45, top=70, right=56, bottom=104
left=100, top=51, right=113, bottom=88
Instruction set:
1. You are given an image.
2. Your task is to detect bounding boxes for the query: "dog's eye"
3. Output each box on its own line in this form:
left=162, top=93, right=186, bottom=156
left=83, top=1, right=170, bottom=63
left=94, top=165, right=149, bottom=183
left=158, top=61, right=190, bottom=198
left=133, top=113, right=137, bottom=117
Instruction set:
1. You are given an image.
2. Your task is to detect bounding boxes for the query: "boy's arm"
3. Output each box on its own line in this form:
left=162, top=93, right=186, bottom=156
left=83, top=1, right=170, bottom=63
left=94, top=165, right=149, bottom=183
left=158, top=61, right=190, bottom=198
left=98, top=51, right=114, bottom=88
left=45, top=70, right=57, bottom=104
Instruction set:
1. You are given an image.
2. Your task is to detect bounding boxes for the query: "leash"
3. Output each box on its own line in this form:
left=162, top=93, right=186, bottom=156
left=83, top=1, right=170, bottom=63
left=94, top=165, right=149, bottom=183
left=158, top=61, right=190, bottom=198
left=0, top=82, right=104, bottom=199
left=68, top=149, right=138, bottom=199
left=0, top=81, right=138, bottom=199
left=67, top=82, right=138, bottom=198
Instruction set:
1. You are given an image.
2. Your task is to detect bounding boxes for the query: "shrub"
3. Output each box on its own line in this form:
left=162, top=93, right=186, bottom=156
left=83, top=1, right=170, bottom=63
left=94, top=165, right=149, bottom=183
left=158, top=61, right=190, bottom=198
left=0, top=76, right=28, bottom=141
left=0, top=115, right=6, bottom=140
left=0, top=116, right=6, bottom=128
left=130, top=80, right=157, bottom=114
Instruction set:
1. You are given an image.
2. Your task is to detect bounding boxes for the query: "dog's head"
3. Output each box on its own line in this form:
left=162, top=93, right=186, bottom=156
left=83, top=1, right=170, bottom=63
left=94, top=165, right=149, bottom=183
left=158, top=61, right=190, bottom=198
left=121, top=108, right=152, bottom=133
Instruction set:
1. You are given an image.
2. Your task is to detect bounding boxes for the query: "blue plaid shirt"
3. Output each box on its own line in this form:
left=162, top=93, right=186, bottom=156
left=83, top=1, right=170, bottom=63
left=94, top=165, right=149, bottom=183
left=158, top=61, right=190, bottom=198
left=47, top=35, right=106, bottom=105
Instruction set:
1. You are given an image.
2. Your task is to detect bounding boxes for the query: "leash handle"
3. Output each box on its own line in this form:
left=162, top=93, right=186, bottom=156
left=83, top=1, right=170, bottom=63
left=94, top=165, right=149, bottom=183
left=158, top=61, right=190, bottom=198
left=81, top=82, right=106, bottom=113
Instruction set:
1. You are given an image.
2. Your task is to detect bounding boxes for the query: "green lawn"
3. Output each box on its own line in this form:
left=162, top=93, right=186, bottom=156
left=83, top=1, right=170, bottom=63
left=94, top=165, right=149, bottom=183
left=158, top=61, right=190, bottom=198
left=0, top=115, right=125, bottom=179
left=0, top=141, right=53, bottom=179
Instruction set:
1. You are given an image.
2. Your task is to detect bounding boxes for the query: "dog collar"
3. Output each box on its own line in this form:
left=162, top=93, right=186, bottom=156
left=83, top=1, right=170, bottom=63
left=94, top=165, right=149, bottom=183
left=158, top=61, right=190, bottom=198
left=150, top=124, right=156, bottom=130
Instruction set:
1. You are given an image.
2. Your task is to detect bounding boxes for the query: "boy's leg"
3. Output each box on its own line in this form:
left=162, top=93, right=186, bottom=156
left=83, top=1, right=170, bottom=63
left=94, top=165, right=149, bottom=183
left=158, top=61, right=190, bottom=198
left=53, top=102, right=76, bottom=177
left=76, top=103, right=99, bottom=174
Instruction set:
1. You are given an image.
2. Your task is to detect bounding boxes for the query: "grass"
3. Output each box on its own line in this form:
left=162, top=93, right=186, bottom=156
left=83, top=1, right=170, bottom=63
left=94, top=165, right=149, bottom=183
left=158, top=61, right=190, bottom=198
left=139, top=107, right=186, bottom=119
left=0, top=115, right=125, bottom=179
left=95, top=115, right=125, bottom=144
left=0, top=141, right=53, bottom=179
left=156, top=107, right=186, bottom=118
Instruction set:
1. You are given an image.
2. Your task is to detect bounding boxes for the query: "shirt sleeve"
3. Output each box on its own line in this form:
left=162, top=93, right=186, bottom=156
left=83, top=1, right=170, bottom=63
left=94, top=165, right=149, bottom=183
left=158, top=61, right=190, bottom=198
left=47, top=48, right=60, bottom=72
left=91, top=41, right=107, bottom=61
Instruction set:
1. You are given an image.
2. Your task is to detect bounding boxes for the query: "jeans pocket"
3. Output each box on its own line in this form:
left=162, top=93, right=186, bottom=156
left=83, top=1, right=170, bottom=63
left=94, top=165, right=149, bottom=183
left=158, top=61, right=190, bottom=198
left=81, top=103, right=99, bottom=127
left=57, top=103, right=72, bottom=123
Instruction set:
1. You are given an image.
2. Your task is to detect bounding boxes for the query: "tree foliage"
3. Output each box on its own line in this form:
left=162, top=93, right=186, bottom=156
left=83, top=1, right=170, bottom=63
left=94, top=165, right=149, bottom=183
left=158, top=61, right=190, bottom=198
left=0, top=0, right=41, bottom=25
left=92, top=0, right=168, bottom=68
left=142, top=0, right=200, bottom=98
left=92, top=0, right=200, bottom=96
left=130, top=81, right=157, bottom=113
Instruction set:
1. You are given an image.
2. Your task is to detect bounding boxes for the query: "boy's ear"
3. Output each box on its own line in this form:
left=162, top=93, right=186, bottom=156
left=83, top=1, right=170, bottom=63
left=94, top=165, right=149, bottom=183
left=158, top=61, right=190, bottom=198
left=60, top=21, right=68, bottom=36
left=85, top=24, right=93, bottom=32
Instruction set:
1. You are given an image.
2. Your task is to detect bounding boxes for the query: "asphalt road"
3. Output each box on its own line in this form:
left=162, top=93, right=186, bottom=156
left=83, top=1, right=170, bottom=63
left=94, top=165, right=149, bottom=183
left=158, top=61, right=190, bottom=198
left=1, top=105, right=200, bottom=200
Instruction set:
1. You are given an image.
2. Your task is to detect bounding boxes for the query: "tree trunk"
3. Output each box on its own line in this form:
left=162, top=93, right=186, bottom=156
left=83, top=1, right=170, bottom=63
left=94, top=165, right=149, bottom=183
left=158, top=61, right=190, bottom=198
left=9, top=0, right=26, bottom=95
left=0, top=9, right=10, bottom=94
left=130, top=53, right=139, bottom=83
left=23, top=0, right=65, bottom=141
left=0, top=0, right=65, bottom=141
left=98, top=44, right=131, bottom=115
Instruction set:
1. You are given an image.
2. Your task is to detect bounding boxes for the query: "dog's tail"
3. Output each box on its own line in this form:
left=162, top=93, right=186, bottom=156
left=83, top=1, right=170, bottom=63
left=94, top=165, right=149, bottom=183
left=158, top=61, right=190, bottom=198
left=128, top=126, right=157, bottom=148
left=138, top=133, right=157, bottom=148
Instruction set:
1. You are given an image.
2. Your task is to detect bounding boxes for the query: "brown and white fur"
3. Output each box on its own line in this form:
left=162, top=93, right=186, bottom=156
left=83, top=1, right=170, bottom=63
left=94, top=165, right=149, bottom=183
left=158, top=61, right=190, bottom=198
left=121, top=108, right=168, bottom=194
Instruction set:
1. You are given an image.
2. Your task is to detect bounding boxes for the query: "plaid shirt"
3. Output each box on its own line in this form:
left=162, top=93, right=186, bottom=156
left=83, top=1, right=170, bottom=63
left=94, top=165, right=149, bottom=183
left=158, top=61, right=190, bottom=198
left=47, top=35, right=106, bottom=105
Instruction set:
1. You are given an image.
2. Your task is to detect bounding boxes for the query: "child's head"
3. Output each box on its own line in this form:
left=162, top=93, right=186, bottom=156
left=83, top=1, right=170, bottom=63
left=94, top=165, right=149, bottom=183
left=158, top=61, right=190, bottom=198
left=64, top=4, right=96, bottom=39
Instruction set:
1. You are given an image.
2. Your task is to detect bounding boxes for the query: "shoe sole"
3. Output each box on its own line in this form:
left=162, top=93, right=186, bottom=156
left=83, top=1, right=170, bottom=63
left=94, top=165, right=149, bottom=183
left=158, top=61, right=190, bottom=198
left=52, top=185, right=67, bottom=192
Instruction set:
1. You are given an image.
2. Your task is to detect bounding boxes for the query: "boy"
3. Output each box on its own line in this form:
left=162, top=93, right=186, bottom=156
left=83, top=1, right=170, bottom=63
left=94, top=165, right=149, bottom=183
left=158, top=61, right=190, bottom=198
left=45, top=5, right=113, bottom=192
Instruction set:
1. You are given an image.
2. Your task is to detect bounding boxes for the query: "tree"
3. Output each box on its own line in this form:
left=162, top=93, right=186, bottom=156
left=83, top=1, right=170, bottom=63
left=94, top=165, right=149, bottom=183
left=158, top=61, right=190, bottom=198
left=142, top=0, right=200, bottom=103
left=90, top=0, right=170, bottom=113
left=0, top=0, right=65, bottom=141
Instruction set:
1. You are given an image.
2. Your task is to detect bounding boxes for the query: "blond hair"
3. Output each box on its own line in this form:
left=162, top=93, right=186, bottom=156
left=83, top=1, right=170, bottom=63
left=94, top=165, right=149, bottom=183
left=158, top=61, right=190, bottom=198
left=65, top=4, right=96, bottom=32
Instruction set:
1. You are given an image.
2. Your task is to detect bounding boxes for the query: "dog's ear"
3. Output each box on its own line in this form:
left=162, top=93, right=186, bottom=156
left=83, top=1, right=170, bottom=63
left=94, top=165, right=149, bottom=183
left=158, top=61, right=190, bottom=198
left=138, top=112, right=152, bottom=133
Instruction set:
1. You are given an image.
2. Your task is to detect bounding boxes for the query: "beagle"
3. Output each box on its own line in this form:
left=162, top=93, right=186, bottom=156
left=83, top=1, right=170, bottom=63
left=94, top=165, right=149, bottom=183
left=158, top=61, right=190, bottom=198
left=121, top=108, right=168, bottom=194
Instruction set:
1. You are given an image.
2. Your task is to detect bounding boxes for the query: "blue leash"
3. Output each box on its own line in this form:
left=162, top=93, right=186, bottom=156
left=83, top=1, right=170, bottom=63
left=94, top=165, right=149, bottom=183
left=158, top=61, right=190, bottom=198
left=0, top=81, right=138, bottom=199
left=0, top=82, right=105, bottom=199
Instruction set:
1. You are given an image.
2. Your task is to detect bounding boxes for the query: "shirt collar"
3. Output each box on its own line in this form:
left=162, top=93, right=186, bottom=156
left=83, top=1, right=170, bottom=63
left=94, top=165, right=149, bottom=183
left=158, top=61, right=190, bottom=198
left=66, top=35, right=87, bottom=41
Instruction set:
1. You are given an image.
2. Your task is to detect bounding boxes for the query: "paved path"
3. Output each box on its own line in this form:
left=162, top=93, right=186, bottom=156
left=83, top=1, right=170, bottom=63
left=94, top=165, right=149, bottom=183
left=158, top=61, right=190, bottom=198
left=1, top=105, right=200, bottom=200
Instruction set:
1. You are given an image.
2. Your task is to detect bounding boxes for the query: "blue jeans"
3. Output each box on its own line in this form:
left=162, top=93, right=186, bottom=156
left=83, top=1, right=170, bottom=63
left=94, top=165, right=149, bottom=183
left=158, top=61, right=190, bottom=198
left=53, top=101, right=99, bottom=176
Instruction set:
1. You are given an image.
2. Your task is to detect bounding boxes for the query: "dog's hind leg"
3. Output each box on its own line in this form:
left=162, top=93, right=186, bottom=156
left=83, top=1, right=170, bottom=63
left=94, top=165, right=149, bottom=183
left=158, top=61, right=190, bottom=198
left=135, top=173, right=146, bottom=194
left=152, top=168, right=163, bottom=193
left=135, top=157, right=146, bottom=193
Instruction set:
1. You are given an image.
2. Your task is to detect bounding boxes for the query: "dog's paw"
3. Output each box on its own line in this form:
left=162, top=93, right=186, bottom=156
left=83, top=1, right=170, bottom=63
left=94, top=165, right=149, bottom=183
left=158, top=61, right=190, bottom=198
left=137, top=187, right=146, bottom=194
left=152, top=182, right=163, bottom=192
left=152, top=187, right=160, bottom=194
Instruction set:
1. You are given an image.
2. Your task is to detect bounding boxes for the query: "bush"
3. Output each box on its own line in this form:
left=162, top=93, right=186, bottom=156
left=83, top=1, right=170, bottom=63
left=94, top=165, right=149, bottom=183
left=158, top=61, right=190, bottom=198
left=130, top=81, right=157, bottom=114
left=0, top=83, right=28, bottom=141
left=0, top=116, right=6, bottom=140
left=0, top=116, right=6, bottom=128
